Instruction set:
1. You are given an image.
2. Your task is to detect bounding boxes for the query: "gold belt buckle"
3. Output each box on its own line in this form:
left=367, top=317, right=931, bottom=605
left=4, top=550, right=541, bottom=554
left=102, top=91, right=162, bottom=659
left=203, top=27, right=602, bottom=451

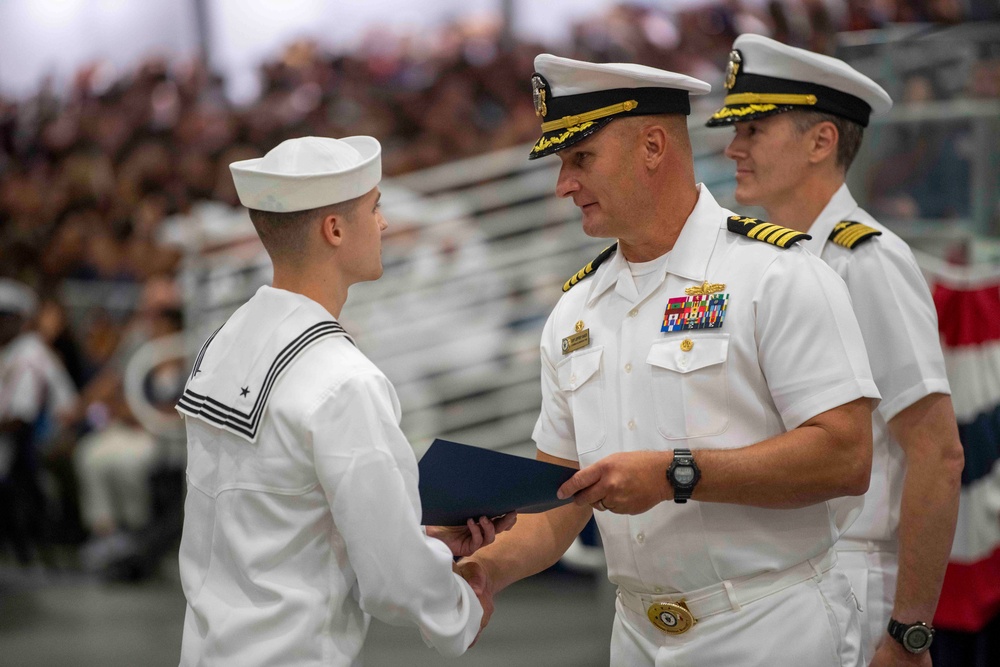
left=647, top=599, right=697, bottom=635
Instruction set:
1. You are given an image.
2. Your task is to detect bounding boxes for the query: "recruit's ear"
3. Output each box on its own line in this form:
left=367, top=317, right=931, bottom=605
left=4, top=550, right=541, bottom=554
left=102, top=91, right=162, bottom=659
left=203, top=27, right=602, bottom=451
left=320, top=212, right=346, bottom=248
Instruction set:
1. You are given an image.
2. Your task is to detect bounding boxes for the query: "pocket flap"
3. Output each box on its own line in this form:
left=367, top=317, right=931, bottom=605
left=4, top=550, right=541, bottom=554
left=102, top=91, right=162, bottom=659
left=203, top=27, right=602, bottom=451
left=557, top=347, right=603, bottom=391
left=646, top=336, right=728, bottom=374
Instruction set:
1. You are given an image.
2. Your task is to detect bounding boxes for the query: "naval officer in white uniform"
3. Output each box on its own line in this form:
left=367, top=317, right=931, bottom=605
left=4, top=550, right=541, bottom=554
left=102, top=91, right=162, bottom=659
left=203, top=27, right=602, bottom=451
left=708, top=34, right=964, bottom=665
left=459, top=54, right=881, bottom=666
left=176, top=135, right=512, bottom=666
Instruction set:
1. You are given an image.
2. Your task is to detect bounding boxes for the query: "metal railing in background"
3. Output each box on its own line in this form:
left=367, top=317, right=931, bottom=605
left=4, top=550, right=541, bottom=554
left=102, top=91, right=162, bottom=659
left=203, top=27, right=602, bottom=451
left=117, top=28, right=999, bottom=456
left=836, top=22, right=1000, bottom=239
left=139, top=118, right=993, bottom=457
left=348, top=153, right=594, bottom=458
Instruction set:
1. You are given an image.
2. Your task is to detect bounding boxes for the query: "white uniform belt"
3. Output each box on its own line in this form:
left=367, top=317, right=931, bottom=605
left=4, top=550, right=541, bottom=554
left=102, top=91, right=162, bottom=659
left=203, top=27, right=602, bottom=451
left=617, top=549, right=837, bottom=622
left=836, top=537, right=897, bottom=553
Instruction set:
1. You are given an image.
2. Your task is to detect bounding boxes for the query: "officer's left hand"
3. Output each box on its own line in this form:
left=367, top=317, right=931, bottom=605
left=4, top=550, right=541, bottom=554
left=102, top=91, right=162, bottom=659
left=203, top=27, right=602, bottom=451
left=557, top=451, right=671, bottom=515
left=427, top=513, right=518, bottom=557
left=868, top=636, right=932, bottom=667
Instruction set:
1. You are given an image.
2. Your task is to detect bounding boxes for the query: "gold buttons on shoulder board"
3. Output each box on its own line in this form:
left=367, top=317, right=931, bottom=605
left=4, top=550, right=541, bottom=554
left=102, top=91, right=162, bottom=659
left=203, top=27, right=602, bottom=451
left=647, top=600, right=697, bottom=635
left=680, top=339, right=694, bottom=352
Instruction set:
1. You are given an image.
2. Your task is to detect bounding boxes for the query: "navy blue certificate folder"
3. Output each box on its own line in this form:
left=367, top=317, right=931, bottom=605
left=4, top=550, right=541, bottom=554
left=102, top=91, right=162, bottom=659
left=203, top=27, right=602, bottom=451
left=418, top=439, right=577, bottom=526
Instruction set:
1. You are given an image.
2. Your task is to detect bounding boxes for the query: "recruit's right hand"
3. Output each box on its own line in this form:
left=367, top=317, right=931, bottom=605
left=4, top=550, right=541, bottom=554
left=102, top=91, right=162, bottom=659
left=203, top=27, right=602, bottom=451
left=455, top=558, right=495, bottom=646
left=428, top=513, right=518, bottom=558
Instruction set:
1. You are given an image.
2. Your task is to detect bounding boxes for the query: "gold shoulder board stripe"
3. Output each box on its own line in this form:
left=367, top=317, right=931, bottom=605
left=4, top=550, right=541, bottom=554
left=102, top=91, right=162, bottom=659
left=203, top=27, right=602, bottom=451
left=829, top=221, right=881, bottom=249
left=726, top=215, right=810, bottom=249
left=563, top=243, right=618, bottom=292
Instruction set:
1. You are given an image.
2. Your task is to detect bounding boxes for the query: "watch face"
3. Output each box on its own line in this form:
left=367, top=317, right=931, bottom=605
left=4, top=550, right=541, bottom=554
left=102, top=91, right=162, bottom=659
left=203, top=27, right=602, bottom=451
left=673, top=466, right=695, bottom=485
left=903, top=626, right=933, bottom=652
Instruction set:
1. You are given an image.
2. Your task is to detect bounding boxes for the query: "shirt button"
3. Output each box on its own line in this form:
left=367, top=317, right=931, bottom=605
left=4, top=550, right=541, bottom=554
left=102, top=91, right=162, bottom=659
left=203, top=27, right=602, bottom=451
left=629, top=309, right=639, bottom=318
left=624, top=363, right=632, bottom=373
left=636, top=532, right=645, bottom=544
left=627, top=420, right=635, bottom=431
left=681, top=338, right=694, bottom=352
left=678, top=357, right=689, bottom=370
left=570, top=374, right=577, bottom=383
left=654, top=586, right=664, bottom=594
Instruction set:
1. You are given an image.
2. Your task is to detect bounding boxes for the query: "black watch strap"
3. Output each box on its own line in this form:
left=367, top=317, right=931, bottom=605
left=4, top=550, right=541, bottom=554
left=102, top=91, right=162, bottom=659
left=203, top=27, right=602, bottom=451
left=667, top=448, right=699, bottom=504
left=887, top=618, right=935, bottom=654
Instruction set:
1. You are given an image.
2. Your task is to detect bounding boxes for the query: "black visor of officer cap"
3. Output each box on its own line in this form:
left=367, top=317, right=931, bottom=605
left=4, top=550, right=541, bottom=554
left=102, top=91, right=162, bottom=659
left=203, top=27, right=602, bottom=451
left=529, top=54, right=711, bottom=160
left=706, top=34, right=892, bottom=129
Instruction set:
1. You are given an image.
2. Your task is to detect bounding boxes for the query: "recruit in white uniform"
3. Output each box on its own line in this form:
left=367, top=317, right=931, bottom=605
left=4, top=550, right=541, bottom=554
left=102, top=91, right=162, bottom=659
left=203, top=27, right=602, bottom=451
left=177, top=287, right=482, bottom=666
left=175, top=135, right=484, bottom=666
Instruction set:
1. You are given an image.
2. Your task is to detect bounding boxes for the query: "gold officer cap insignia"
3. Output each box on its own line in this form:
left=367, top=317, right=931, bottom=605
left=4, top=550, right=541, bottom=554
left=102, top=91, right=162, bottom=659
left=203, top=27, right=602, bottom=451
left=725, top=50, right=742, bottom=90
left=531, top=74, right=548, bottom=118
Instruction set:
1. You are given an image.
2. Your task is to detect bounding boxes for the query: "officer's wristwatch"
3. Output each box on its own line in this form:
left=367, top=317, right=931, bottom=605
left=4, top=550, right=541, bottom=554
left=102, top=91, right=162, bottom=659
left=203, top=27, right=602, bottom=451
left=667, top=449, right=700, bottom=504
left=887, top=618, right=935, bottom=654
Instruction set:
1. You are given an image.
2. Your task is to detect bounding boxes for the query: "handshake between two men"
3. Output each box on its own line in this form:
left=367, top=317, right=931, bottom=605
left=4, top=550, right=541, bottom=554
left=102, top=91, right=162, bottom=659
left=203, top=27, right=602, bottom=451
left=418, top=438, right=654, bottom=647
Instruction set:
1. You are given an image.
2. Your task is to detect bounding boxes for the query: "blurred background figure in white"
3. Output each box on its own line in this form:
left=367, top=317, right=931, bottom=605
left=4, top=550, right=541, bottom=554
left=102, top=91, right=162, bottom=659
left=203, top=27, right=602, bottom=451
left=73, top=382, right=158, bottom=574
left=0, top=278, right=77, bottom=567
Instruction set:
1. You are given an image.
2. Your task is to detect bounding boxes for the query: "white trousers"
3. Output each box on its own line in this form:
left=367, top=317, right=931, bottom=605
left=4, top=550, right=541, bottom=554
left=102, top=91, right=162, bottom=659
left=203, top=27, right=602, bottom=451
left=74, top=423, right=157, bottom=532
left=610, top=567, right=862, bottom=667
left=836, top=547, right=899, bottom=661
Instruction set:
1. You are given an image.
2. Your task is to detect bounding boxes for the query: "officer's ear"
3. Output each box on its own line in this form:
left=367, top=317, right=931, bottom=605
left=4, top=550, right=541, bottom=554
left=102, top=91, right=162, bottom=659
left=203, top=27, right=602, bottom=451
left=636, top=117, right=682, bottom=171
left=639, top=122, right=669, bottom=169
left=807, top=121, right=839, bottom=167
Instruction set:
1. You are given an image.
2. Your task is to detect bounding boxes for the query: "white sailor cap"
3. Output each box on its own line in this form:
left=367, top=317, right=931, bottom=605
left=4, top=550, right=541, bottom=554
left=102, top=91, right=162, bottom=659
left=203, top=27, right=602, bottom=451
left=0, top=279, right=37, bottom=317
left=230, top=136, right=382, bottom=213
left=707, top=34, right=892, bottom=128
left=529, top=54, right=711, bottom=159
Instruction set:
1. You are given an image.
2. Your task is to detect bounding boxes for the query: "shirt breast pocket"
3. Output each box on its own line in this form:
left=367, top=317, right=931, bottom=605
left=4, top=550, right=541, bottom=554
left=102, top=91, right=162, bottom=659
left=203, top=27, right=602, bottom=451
left=556, top=346, right=607, bottom=455
left=646, top=334, right=730, bottom=440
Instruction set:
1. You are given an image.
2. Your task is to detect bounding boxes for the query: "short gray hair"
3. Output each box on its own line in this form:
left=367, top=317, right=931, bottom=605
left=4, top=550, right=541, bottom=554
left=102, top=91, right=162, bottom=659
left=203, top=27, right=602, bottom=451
left=787, top=110, right=864, bottom=172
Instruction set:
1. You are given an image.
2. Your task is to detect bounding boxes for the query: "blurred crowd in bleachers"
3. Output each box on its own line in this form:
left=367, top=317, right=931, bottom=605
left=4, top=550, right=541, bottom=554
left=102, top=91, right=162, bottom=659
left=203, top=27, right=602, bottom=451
left=0, top=0, right=998, bottom=580
left=862, top=41, right=1000, bottom=223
